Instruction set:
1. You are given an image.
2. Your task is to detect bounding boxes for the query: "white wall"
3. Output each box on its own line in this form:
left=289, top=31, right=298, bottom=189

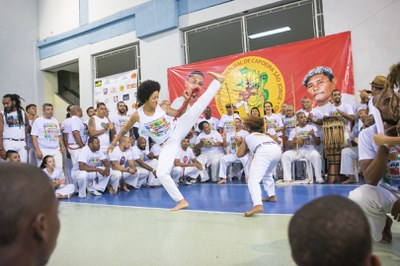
left=88, top=0, right=149, bottom=23
left=38, top=0, right=79, bottom=39
left=37, top=0, right=400, bottom=116
left=0, top=0, right=40, bottom=106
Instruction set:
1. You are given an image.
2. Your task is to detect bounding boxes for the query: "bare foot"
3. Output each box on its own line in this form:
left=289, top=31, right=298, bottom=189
left=262, top=195, right=277, bottom=202
left=380, top=215, right=393, bottom=244
left=217, top=179, right=227, bottom=185
left=121, top=184, right=130, bottom=192
left=108, top=186, right=116, bottom=194
left=208, top=72, right=225, bottom=83
left=244, top=205, right=264, bottom=217
left=341, top=177, right=356, bottom=184
left=170, top=199, right=189, bottom=212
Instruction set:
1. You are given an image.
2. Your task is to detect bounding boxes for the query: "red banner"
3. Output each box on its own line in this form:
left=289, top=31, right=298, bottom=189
left=168, top=31, right=354, bottom=118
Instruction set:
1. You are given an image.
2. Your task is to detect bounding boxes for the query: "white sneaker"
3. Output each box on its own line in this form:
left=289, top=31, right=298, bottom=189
left=316, top=178, right=325, bottom=184
left=90, top=190, right=102, bottom=196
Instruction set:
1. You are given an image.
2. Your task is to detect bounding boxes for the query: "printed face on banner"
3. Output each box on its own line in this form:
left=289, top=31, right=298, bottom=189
left=215, top=56, right=285, bottom=117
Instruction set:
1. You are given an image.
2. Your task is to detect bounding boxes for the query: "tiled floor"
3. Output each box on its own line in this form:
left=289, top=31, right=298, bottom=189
left=48, top=183, right=400, bottom=266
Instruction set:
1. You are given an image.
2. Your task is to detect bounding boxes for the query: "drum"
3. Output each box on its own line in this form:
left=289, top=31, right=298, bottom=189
left=322, top=116, right=346, bottom=183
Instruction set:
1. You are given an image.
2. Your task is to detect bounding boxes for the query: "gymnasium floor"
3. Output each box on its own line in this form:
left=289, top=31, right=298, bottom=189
left=49, top=183, right=400, bottom=266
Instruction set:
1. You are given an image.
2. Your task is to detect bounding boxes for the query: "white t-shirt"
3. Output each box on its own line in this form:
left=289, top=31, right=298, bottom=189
left=218, top=114, right=239, bottom=135
left=196, top=130, right=224, bottom=155
left=297, top=108, right=324, bottom=127
left=288, top=124, right=320, bottom=151
left=245, top=132, right=276, bottom=154
left=109, top=146, right=133, bottom=167
left=264, top=113, right=284, bottom=137
left=358, top=125, right=400, bottom=191
left=1, top=110, right=26, bottom=139
left=283, top=116, right=296, bottom=137
left=196, top=117, right=219, bottom=132
left=175, top=146, right=196, bottom=164
left=110, top=113, right=130, bottom=137
left=150, top=143, right=161, bottom=157
left=226, top=129, right=249, bottom=154
left=137, top=105, right=172, bottom=145
left=92, top=115, right=111, bottom=149
left=324, top=102, right=355, bottom=133
left=31, top=116, right=61, bottom=150
left=74, top=145, right=106, bottom=171
left=43, top=168, right=65, bottom=180
left=130, top=145, right=148, bottom=166
left=68, top=115, right=87, bottom=144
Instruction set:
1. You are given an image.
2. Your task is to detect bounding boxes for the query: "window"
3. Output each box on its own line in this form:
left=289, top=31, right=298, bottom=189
left=94, top=44, right=140, bottom=79
left=183, top=0, right=324, bottom=64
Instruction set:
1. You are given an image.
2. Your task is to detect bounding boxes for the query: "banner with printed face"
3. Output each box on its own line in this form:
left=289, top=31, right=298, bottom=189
left=167, top=31, right=354, bottom=118
left=93, top=70, right=138, bottom=115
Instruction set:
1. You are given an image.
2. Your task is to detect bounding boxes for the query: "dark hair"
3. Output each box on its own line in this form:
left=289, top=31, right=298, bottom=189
left=5, top=150, right=19, bottom=159
left=96, top=102, right=106, bottom=109
left=86, top=107, right=94, bottom=114
left=289, top=195, right=371, bottom=266
left=198, top=121, right=209, bottom=131
left=40, top=155, right=54, bottom=169
left=2, top=94, right=25, bottom=127
left=264, top=101, right=275, bottom=113
left=385, top=62, right=400, bottom=120
left=26, top=104, right=37, bottom=111
left=251, top=107, right=260, bottom=117
left=242, top=116, right=263, bottom=133
left=188, top=70, right=204, bottom=79
left=88, top=136, right=99, bottom=144
left=137, top=80, right=161, bottom=105
left=331, top=88, right=341, bottom=96
left=42, top=103, right=53, bottom=110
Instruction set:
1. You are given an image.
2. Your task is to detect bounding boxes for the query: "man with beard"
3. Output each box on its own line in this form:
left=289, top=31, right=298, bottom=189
left=0, top=94, right=29, bottom=162
left=110, top=101, right=133, bottom=139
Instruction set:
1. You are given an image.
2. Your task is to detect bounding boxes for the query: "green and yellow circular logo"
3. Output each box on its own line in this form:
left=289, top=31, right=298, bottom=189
left=215, top=56, right=285, bottom=117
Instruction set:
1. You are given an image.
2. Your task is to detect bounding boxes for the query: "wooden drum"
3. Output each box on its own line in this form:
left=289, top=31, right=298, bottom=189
left=322, top=116, right=346, bottom=183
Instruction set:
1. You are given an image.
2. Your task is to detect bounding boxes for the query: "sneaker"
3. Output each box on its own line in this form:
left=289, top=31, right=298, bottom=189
left=184, top=181, right=192, bottom=185
left=316, top=178, right=325, bottom=184
left=190, top=179, right=197, bottom=184
left=90, top=190, right=102, bottom=196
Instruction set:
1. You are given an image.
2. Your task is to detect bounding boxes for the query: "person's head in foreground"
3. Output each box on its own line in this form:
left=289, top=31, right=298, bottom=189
left=0, top=164, right=60, bottom=266
left=288, top=195, right=380, bottom=266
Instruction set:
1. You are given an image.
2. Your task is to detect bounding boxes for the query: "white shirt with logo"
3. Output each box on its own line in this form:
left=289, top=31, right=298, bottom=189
left=288, top=124, right=320, bottom=151
left=31, top=116, right=61, bottom=150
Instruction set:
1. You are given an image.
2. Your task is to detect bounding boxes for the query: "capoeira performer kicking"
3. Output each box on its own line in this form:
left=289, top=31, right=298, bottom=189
left=236, top=116, right=282, bottom=217
left=107, top=72, right=224, bottom=211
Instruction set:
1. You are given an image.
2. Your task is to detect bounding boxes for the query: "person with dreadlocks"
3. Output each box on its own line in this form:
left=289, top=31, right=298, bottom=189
left=349, top=62, right=400, bottom=244
left=0, top=94, right=29, bottom=162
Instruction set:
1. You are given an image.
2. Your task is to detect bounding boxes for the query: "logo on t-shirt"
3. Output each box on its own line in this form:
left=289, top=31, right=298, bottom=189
left=145, top=117, right=171, bottom=137
left=5, top=114, right=22, bottom=128
left=119, top=156, right=126, bottom=166
left=43, top=123, right=59, bottom=141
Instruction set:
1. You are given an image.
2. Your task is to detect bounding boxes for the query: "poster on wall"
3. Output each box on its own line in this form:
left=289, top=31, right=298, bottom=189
left=93, top=70, right=138, bottom=115
left=168, top=31, right=354, bottom=118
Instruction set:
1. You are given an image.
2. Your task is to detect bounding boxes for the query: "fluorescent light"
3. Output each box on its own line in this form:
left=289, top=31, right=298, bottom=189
left=248, top=26, right=291, bottom=39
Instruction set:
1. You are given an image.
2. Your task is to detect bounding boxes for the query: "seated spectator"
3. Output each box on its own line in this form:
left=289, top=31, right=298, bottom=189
left=40, top=155, right=75, bottom=199
left=280, top=112, right=323, bottom=184
left=171, top=137, right=207, bottom=185
left=5, top=150, right=20, bottom=163
left=0, top=164, right=60, bottom=266
left=74, top=136, right=116, bottom=198
left=195, top=121, right=225, bottom=182
left=131, top=137, right=160, bottom=188
left=109, top=136, right=137, bottom=192
left=289, top=195, right=380, bottom=266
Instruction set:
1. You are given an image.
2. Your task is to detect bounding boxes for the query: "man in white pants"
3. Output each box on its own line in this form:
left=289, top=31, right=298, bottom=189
left=0, top=94, right=29, bottom=163
left=218, top=117, right=249, bottom=184
left=281, top=112, right=323, bottom=184
left=75, top=137, right=116, bottom=198
left=195, top=121, right=225, bottom=182
left=340, top=108, right=367, bottom=184
left=109, top=136, right=137, bottom=191
left=31, top=103, right=64, bottom=169
left=131, top=136, right=160, bottom=188
left=171, top=137, right=207, bottom=185
left=66, top=105, right=87, bottom=165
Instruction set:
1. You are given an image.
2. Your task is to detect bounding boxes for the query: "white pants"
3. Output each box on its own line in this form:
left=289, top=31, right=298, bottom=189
left=156, top=80, right=222, bottom=202
left=55, top=184, right=75, bottom=197
left=144, top=159, right=160, bottom=186
left=76, top=168, right=116, bottom=198
left=197, top=151, right=225, bottom=182
left=218, top=153, right=250, bottom=180
left=248, top=144, right=281, bottom=206
left=281, top=149, right=321, bottom=181
left=3, top=139, right=28, bottom=163
left=27, top=146, right=37, bottom=165
left=68, top=146, right=82, bottom=165
left=111, top=170, right=138, bottom=188
left=349, top=184, right=398, bottom=241
left=171, top=166, right=206, bottom=184
left=340, top=146, right=358, bottom=175
left=37, top=149, right=63, bottom=170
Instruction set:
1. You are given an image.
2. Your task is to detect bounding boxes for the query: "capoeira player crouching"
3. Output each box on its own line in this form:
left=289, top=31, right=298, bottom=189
left=107, top=72, right=225, bottom=211
left=236, top=116, right=282, bottom=217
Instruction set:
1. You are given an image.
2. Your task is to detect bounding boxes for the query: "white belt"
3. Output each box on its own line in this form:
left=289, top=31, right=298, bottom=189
left=254, top=141, right=277, bottom=154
